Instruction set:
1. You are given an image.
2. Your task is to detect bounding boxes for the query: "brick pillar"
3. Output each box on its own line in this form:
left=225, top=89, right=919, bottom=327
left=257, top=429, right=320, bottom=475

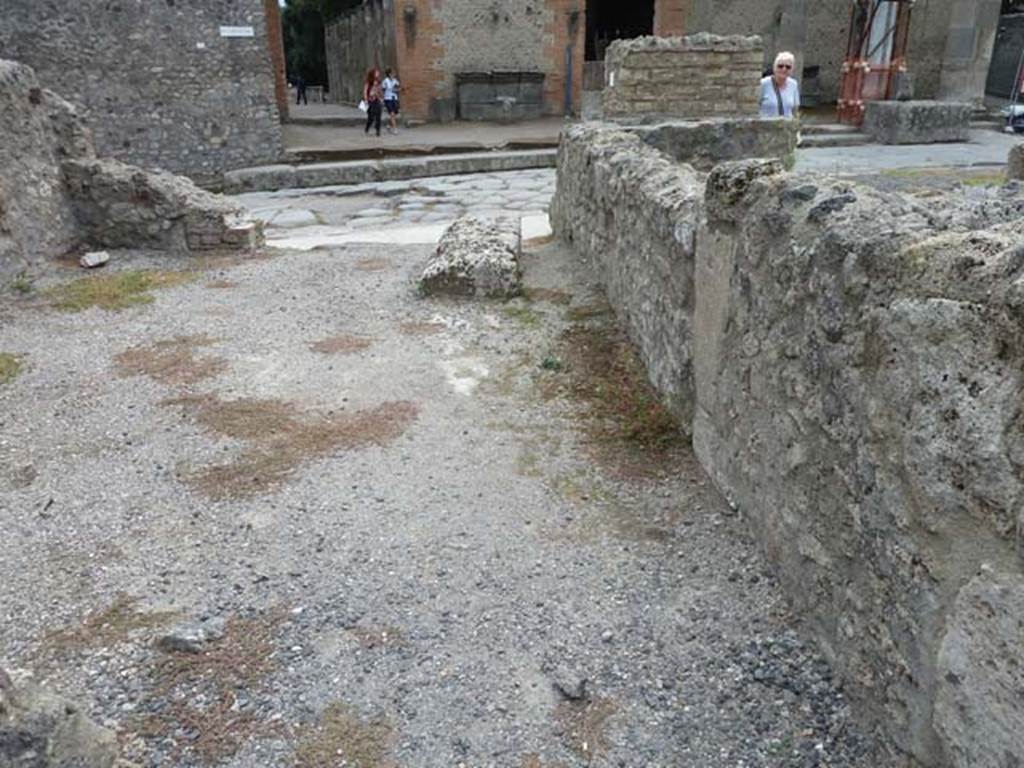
left=545, top=1, right=585, bottom=116
left=938, top=0, right=1002, bottom=105
left=264, top=0, right=289, bottom=121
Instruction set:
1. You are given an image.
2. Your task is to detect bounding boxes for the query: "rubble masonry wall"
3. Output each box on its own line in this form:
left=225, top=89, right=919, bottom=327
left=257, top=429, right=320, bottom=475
left=552, top=124, right=1024, bottom=767
left=603, top=35, right=762, bottom=120
left=0, top=0, right=283, bottom=185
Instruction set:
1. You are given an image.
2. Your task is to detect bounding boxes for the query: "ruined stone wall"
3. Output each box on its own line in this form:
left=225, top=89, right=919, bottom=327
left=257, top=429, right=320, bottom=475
left=0, top=0, right=283, bottom=184
left=621, top=118, right=798, bottom=170
left=0, top=61, right=89, bottom=278
left=390, top=0, right=584, bottom=121
left=552, top=123, right=1024, bottom=767
left=324, top=0, right=398, bottom=107
left=550, top=125, right=703, bottom=425
left=603, top=35, right=762, bottom=120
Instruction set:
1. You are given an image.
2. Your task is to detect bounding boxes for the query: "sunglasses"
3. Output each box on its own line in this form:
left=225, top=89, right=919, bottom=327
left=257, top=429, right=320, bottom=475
left=776, top=63, right=793, bottom=69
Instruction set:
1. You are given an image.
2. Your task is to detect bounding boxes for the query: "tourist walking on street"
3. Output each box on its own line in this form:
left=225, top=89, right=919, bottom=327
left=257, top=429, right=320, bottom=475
left=363, top=68, right=384, bottom=137
left=760, top=51, right=800, bottom=119
left=295, top=74, right=308, bottom=106
left=383, top=68, right=401, bottom=134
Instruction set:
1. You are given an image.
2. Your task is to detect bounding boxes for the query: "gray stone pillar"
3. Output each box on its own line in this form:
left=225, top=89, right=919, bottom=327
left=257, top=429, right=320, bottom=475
left=937, top=0, right=1002, bottom=105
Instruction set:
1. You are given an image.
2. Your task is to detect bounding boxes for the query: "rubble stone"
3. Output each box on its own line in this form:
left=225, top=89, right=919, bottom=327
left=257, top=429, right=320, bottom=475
left=0, top=667, right=119, bottom=767
left=79, top=251, right=110, bottom=269
left=420, top=216, right=522, bottom=299
left=620, top=117, right=798, bottom=171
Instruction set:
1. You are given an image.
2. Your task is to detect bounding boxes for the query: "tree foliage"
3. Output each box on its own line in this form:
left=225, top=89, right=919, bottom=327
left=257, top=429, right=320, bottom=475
left=281, top=0, right=364, bottom=86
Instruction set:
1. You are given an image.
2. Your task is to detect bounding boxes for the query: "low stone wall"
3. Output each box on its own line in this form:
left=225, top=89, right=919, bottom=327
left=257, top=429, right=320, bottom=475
left=550, top=124, right=703, bottom=425
left=863, top=100, right=972, bottom=145
left=620, top=118, right=798, bottom=171
left=0, top=61, right=89, bottom=278
left=603, top=34, right=762, bottom=121
left=553, top=122, right=1024, bottom=767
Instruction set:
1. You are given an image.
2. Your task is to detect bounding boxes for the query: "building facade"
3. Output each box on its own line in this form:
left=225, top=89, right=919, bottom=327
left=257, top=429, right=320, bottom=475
left=0, top=0, right=288, bottom=184
left=325, top=0, right=1004, bottom=121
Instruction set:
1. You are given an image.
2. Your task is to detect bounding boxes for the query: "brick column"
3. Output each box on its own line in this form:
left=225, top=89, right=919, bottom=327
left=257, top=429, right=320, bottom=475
left=264, top=0, right=289, bottom=121
left=937, top=0, right=1002, bottom=105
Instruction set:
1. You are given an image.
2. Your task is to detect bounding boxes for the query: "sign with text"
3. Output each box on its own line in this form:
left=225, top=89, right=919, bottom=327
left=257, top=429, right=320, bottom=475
left=219, top=26, right=255, bottom=38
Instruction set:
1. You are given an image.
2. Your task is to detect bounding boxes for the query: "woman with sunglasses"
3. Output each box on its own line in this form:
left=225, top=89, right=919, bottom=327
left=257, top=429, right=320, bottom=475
left=759, top=51, right=800, bottom=119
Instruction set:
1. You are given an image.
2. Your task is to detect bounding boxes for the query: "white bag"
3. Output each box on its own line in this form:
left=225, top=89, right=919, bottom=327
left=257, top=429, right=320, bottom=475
left=358, top=99, right=368, bottom=113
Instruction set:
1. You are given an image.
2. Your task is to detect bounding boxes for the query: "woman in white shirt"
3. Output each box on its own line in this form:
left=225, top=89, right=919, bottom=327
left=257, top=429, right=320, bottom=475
left=382, top=68, right=401, bottom=135
left=759, top=51, right=800, bottom=119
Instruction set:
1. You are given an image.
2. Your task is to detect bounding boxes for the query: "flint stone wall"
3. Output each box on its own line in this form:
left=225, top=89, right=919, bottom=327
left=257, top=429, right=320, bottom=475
left=552, top=122, right=1024, bottom=767
left=862, top=100, right=972, bottom=145
left=0, top=0, right=283, bottom=184
left=603, top=35, right=762, bottom=121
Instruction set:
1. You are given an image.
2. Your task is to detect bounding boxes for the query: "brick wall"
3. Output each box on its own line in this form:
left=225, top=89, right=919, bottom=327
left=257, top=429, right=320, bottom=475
left=265, top=0, right=290, bottom=121
left=603, top=34, right=762, bottom=120
left=0, top=0, right=283, bottom=185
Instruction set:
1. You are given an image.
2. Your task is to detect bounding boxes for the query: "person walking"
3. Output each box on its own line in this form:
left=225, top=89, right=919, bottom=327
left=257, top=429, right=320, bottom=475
left=295, top=74, right=308, bottom=106
left=363, top=68, right=383, bottom=137
left=382, top=68, right=401, bottom=134
left=759, top=52, right=800, bottom=119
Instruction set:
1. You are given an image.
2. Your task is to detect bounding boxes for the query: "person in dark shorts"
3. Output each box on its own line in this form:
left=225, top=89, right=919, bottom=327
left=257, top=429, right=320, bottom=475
left=382, top=68, right=401, bottom=134
left=295, top=74, right=308, bottom=105
left=363, top=68, right=383, bottom=137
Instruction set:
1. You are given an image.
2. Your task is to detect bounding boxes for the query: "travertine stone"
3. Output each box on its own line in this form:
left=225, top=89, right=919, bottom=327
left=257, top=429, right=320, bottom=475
left=420, top=216, right=522, bottom=299
left=862, top=100, right=972, bottom=145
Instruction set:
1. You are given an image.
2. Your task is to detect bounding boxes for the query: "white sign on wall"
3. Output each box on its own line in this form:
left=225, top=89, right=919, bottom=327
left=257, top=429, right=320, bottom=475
left=219, top=26, right=255, bottom=38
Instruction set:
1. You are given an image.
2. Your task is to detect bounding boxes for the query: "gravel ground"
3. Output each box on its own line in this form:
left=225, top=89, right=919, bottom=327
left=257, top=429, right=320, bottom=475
left=1, top=192, right=875, bottom=767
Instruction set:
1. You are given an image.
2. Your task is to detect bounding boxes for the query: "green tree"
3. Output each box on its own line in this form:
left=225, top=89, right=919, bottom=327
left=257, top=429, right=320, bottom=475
left=282, top=0, right=328, bottom=86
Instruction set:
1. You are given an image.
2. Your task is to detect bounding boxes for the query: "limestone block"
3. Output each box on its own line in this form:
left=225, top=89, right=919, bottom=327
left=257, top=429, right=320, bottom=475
left=420, top=216, right=522, bottom=299
left=935, top=571, right=1024, bottom=767
left=1008, top=143, right=1024, bottom=181
left=863, top=100, right=972, bottom=145
left=621, top=118, right=798, bottom=172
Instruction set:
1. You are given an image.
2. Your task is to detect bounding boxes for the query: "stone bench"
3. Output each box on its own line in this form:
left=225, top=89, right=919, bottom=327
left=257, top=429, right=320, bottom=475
left=863, top=100, right=972, bottom=145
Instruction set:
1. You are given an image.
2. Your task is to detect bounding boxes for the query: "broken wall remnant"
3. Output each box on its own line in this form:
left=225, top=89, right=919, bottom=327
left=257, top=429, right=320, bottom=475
left=602, top=35, right=762, bottom=121
left=0, top=59, right=262, bottom=277
left=0, top=0, right=283, bottom=184
left=862, top=100, right=973, bottom=145
left=552, top=122, right=1024, bottom=767
left=420, top=216, right=522, bottom=299
left=0, top=61, right=89, bottom=279
left=621, top=117, right=798, bottom=171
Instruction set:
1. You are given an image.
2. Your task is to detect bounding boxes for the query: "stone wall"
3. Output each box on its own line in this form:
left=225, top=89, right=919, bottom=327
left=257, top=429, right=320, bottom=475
left=0, top=61, right=89, bottom=279
left=621, top=118, right=798, bottom=170
left=324, top=0, right=398, bottom=107
left=0, top=0, right=283, bottom=184
left=603, top=35, right=762, bottom=120
left=552, top=122, right=1024, bottom=767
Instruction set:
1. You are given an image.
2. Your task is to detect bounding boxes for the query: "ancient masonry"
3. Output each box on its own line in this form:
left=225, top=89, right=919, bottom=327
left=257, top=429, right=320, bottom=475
left=0, top=0, right=284, bottom=184
left=0, top=60, right=261, bottom=278
left=602, top=35, right=762, bottom=120
left=552, top=122, right=1024, bottom=767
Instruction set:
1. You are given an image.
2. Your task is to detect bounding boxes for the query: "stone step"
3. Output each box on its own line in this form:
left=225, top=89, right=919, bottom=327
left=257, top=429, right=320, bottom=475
left=800, top=122, right=862, bottom=136
left=799, top=131, right=870, bottom=148
left=285, top=137, right=559, bottom=164
left=222, top=149, right=557, bottom=194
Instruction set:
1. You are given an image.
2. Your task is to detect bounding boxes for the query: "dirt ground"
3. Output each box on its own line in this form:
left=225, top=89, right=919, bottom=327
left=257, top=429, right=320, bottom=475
left=1, top=231, right=872, bottom=767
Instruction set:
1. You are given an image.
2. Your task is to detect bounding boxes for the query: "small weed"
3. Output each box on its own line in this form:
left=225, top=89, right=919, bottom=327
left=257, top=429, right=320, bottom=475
left=115, top=335, right=227, bottom=386
left=48, top=270, right=195, bottom=312
left=309, top=334, right=374, bottom=355
left=554, top=697, right=616, bottom=760
left=0, top=353, right=22, bottom=386
left=504, top=305, right=540, bottom=327
left=540, top=355, right=563, bottom=372
left=293, top=702, right=395, bottom=768
left=9, top=272, right=33, bottom=295
left=38, top=594, right=180, bottom=658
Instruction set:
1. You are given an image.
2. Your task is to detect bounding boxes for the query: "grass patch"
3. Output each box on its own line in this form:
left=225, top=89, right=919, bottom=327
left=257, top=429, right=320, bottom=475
left=293, top=702, right=395, bottom=768
left=48, top=270, right=195, bottom=312
left=165, top=394, right=418, bottom=499
left=9, top=272, right=33, bottom=295
left=38, top=594, right=180, bottom=658
left=309, top=334, right=374, bottom=355
left=0, top=353, right=22, bottom=386
left=554, top=698, right=616, bottom=761
left=138, top=610, right=284, bottom=764
left=504, top=305, right=540, bottom=327
left=115, top=335, right=227, bottom=386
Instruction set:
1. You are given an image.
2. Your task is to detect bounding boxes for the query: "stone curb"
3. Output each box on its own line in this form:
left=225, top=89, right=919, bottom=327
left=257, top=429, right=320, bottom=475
left=222, top=149, right=558, bottom=193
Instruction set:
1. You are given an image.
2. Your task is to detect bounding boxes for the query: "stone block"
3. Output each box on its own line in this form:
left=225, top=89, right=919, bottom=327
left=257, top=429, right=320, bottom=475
left=863, top=100, right=972, bottom=144
left=1009, top=143, right=1024, bottom=181
left=420, top=216, right=522, bottom=299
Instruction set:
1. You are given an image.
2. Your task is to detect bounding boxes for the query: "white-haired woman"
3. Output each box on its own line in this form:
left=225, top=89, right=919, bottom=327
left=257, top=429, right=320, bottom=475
left=760, top=51, right=800, bottom=119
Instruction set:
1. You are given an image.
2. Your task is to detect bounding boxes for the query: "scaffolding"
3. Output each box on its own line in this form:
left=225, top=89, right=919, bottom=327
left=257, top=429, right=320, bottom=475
left=837, top=0, right=914, bottom=124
